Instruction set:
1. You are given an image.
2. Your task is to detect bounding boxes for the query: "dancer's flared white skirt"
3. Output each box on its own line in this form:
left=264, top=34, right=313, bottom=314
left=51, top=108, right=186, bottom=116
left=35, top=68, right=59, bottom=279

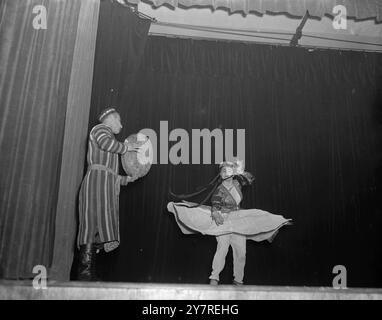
left=167, top=201, right=292, bottom=242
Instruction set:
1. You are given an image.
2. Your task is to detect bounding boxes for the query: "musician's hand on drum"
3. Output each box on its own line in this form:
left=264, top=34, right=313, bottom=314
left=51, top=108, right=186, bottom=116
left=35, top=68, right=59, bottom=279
left=128, top=145, right=140, bottom=153
left=119, top=175, right=138, bottom=186
left=124, top=139, right=140, bottom=153
left=212, top=211, right=224, bottom=226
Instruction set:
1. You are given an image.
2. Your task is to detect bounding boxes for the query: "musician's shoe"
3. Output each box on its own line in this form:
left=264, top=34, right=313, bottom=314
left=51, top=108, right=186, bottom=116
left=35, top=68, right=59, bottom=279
left=78, top=243, right=100, bottom=281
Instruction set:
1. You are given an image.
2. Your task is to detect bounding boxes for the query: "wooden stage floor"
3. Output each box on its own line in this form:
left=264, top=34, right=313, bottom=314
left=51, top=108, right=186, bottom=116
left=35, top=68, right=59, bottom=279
left=0, top=280, right=382, bottom=300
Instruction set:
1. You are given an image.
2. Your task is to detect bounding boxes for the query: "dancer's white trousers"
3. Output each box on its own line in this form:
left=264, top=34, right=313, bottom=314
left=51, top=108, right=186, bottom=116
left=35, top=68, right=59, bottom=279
left=209, top=233, right=246, bottom=283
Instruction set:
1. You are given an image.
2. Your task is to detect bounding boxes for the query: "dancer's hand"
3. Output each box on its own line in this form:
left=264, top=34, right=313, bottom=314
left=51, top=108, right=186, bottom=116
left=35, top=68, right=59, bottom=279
left=212, top=211, right=224, bottom=226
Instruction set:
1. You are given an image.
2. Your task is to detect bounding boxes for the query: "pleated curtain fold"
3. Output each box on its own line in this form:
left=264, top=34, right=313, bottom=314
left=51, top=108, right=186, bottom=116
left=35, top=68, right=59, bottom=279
left=0, top=0, right=100, bottom=280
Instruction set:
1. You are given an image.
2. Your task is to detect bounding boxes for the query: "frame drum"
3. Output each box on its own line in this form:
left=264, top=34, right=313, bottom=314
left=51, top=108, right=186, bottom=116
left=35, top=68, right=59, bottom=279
left=122, top=133, right=152, bottom=178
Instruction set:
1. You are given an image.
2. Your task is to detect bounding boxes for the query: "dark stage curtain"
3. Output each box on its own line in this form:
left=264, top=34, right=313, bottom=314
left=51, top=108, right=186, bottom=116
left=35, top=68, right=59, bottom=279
left=92, top=36, right=382, bottom=286
left=88, top=0, right=151, bottom=123
left=0, top=0, right=82, bottom=279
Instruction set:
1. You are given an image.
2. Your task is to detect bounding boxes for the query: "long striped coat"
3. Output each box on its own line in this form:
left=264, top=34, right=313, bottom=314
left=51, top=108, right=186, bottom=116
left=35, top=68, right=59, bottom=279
left=77, top=124, right=128, bottom=252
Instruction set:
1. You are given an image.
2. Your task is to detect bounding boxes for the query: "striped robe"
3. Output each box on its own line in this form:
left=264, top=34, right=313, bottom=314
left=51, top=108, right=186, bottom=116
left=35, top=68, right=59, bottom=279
left=77, top=124, right=128, bottom=252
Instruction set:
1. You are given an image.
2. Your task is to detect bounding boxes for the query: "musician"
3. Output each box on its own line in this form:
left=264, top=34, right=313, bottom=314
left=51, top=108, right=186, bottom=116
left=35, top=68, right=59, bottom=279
left=76, top=107, right=139, bottom=281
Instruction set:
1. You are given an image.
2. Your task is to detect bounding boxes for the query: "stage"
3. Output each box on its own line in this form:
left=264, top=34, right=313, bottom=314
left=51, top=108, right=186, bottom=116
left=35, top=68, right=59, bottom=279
left=0, top=280, right=381, bottom=300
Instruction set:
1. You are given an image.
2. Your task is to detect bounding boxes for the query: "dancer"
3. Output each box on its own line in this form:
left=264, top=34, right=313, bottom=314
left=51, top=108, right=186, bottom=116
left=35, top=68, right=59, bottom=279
left=168, top=160, right=291, bottom=285
left=77, top=107, right=140, bottom=281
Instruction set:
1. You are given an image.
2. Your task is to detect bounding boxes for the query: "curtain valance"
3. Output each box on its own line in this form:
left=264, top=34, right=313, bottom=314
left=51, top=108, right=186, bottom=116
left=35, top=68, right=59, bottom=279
left=128, top=0, right=382, bottom=21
